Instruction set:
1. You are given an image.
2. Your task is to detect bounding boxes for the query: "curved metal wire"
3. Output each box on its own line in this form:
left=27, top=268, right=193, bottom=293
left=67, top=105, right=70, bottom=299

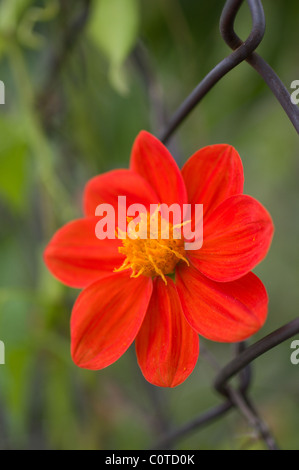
left=153, top=0, right=299, bottom=450
left=220, top=0, right=299, bottom=132
left=215, top=318, right=299, bottom=396
left=160, top=0, right=299, bottom=144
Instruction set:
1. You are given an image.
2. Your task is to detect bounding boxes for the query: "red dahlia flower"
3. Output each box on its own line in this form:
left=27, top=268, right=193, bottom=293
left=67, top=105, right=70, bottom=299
left=44, top=131, right=274, bottom=387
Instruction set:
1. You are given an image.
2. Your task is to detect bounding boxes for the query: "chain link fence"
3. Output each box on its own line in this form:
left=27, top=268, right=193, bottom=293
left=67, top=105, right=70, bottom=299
left=0, top=0, right=298, bottom=450
left=150, top=0, right=299, bottom=450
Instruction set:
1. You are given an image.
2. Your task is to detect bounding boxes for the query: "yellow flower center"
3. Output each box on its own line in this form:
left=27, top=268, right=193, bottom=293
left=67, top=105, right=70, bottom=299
left=114, top=209, right=189, bottom=284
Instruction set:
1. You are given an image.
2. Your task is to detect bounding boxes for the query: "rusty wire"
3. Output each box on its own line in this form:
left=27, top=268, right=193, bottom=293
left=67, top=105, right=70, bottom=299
left=153, top=0, right=299, bottom=450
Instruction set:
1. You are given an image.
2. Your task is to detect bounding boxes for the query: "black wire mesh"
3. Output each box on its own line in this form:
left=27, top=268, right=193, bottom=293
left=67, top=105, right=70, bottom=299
left=150, top=0, right=299, bottom=450
left=26, top=0, right=299, bottom=450
left=160, top=0, right=299, bottom=144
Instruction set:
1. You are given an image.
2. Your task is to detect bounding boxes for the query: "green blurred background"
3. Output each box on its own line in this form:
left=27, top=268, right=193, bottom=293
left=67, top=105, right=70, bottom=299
left=0, top=0, right=298, bottom=450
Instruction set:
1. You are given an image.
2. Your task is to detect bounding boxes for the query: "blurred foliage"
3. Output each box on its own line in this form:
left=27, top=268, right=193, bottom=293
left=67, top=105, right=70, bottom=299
left=89, top=0, right=139, bottom=93
left=0, top=0, right=298, bottom=450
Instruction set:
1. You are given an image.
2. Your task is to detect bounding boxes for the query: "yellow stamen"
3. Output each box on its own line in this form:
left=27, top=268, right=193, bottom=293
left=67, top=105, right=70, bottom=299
left=114, top=210, right=189, bottom=284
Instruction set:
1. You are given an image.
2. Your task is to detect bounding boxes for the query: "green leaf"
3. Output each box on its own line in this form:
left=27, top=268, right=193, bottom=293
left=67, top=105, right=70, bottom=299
left=0, top=0, right=34, bottom=34
left=88, top=0, right=139, bottom=93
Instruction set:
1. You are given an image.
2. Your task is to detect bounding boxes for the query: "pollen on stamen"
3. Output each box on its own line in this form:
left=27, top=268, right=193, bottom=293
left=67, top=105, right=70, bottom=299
left=114, top=210, right=189, bottom=284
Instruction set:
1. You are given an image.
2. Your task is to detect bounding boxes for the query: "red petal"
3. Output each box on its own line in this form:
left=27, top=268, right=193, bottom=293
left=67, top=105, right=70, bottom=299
left=130, top=131, right=188, bottom=209
left=182, top=144, right=244, bottom=219
left=176, top=264, right=268, bottom=343
left=71, top=272, right=153, bottom=369
left=135, top=278, right=199, bottom=387
left=84, top=169, right=159, bottom=217
left=189, top=195, right=274, bottom=282
left=44, top=218, right=123, bottom=288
